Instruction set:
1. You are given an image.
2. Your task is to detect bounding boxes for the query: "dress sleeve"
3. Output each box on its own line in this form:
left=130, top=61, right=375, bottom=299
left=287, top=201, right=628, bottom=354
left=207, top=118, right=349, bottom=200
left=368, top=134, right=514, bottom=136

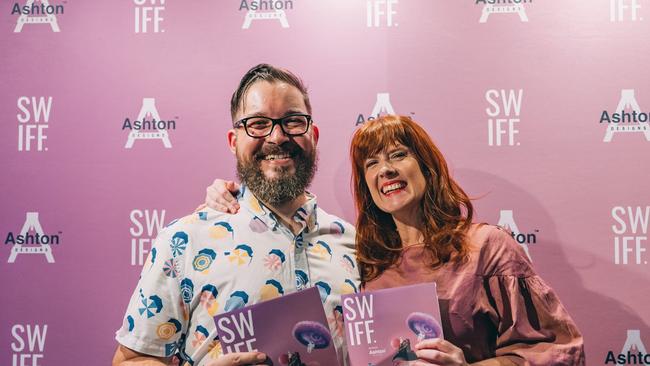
left=115, top=225, right=190, bottom=358
left=476, top=227, right=585, bottom=366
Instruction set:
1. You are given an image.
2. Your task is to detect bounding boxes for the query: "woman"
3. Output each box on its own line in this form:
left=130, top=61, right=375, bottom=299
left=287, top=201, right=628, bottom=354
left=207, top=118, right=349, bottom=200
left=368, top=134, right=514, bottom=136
left=206, top=115, right=585, bottom=365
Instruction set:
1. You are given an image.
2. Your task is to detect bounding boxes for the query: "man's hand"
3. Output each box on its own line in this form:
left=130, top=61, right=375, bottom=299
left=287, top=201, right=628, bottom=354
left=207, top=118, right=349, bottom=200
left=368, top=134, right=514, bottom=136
left=412, top=338, right=469, bottom=366
left=205, top=179, right=240, bottom=214
left=205, top=351, right=268, bottom=365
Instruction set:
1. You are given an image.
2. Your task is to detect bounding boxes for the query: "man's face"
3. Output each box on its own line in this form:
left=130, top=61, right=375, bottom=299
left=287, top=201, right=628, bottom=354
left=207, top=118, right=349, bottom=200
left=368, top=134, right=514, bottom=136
left=228, top=80, right=319, bottom=205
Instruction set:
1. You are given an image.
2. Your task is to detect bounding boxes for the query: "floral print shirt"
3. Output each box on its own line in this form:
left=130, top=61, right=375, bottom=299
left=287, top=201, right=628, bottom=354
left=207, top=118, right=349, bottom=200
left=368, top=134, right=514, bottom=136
left=115, top=186, right=359, bottom=365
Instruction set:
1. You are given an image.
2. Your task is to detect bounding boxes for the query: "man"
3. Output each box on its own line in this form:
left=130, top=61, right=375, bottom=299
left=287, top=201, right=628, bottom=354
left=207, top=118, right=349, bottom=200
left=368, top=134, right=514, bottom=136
left=113, top=64, right=359, bottom=366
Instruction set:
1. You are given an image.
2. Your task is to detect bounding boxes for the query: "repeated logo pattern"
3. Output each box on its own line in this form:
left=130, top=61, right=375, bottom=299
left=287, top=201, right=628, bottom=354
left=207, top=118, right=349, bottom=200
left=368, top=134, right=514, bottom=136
left=3, top=1, right=648, bottom=364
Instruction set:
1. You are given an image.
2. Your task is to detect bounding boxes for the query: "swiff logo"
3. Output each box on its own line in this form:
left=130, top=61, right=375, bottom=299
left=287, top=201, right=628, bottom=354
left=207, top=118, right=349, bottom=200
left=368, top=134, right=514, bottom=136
left=485, top=89, right=523, bottom=146
left=123, top=98, right=177, bottom=149
left=10, top=324, right=48, bottom=366
left=134, top=0, right=166, bottom=33
left=610, top=0, right=644, bottom=22
left=130, top=209, right=166, bottom=266
left=611, top=206, right=648, bottom=265
left=366, top=0, right=399, bottom=27
left=17, top=96, right=53, bottom=152
left=12, top=0, right=63, bottom=32
left=5, top=212, right=60, bottom=264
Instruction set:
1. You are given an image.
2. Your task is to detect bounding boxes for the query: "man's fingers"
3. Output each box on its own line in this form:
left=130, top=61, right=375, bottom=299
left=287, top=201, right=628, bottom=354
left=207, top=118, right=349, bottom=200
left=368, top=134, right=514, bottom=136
left=226, top=351, right=267, bottom=365
left=205, top=351, right=267, bottom=366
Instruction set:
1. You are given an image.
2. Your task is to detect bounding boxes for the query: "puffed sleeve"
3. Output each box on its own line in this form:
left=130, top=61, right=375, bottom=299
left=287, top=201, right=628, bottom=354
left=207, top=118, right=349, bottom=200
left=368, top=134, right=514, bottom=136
left=475, top=227, right=585, bottom=366
left=115, top=224, right=190, bottom=358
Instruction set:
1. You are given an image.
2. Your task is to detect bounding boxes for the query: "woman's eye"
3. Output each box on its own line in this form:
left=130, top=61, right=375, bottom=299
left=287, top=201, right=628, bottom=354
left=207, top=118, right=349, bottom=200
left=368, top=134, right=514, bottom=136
left=390, top=151, right=407, bottom=159
left=365, top=160, right=377, bottom=168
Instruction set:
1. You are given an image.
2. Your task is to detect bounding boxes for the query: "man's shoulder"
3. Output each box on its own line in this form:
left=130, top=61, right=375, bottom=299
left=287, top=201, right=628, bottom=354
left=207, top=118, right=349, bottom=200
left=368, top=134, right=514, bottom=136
left=315, top=207, right=355, bottom=234
left=163, top=208, right=238, bottom=230
left=156, top=207, right=246, bottom=245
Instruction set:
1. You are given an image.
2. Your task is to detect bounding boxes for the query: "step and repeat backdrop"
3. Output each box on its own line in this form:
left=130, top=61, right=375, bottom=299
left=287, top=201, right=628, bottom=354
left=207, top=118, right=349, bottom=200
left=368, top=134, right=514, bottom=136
left=1, top=0, right=649, bottom=365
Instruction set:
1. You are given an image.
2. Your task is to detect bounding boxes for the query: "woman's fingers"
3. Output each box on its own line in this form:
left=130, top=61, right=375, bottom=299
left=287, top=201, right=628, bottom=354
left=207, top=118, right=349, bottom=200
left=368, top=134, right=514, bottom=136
left=206, top=179, right=240, bottom=213
left=415, top=338, right=455, bottom=353
left=414, top=339, right=467, bottom=366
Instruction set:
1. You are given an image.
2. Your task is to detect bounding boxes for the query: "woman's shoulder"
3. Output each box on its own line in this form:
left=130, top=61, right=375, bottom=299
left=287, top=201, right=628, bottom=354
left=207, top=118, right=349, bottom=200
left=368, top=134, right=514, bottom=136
left=467, top=223, right=535, bottom=278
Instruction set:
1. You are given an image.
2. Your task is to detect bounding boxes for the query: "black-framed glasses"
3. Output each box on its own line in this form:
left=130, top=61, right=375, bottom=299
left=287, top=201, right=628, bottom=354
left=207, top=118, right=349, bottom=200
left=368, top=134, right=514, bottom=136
left=233, top=114, right=313, bottom=138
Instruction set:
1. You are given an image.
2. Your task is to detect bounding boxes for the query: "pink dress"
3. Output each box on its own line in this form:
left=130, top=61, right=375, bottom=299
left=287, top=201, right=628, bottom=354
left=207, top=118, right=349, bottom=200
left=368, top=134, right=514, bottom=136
left=364, top=225, right=585, bottom=365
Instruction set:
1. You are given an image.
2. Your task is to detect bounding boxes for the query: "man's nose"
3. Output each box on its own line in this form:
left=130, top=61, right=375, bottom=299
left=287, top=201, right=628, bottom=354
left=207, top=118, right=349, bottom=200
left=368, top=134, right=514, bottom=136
left=265, top=122, right=289, bottom=144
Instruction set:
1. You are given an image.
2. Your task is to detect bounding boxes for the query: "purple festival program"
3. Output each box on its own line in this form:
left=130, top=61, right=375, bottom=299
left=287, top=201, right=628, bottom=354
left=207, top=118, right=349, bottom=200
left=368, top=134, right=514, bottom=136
left=342, top=282, right=443, bottom=366
left=214, top=286, right=339, bottom=365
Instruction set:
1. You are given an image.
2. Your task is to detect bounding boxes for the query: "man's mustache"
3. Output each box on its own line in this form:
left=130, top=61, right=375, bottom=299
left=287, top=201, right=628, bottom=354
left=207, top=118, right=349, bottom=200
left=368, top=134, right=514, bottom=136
left=254, top=143, right=303, bottom=161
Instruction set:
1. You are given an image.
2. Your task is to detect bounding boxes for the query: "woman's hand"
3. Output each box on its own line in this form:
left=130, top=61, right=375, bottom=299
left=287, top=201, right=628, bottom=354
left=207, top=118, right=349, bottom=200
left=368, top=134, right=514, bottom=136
left=205, top=179, right=240, bottom=213
left=412, top=338, right=469, bottom=366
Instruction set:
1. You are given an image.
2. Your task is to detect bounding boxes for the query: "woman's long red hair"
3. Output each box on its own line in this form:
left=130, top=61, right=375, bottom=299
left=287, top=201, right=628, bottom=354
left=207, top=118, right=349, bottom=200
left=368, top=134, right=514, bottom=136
left=350, top=115, right=473, bottom=284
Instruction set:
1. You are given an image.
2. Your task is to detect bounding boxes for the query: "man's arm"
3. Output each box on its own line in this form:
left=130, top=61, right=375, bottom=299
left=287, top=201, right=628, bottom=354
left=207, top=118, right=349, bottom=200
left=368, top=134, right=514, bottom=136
left=112, top=344, right=171, bottom=366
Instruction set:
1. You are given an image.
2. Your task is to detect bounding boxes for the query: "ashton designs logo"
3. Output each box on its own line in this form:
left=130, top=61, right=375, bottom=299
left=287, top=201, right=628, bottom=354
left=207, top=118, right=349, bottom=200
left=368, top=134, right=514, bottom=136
left=4, top=212, right=60, bottom=264
left=497, top=210, right=538, bottom=261
left=476, top=0, right=532, bottom=23
left=600, top=89, right=650, bottom=142
left=239, top=0, right=294, bottom=29
left=123, top=98, right=177, bottom=149
left=605, top=329, right=649, bottom=364
left=11, top=0, right=64, bottom=32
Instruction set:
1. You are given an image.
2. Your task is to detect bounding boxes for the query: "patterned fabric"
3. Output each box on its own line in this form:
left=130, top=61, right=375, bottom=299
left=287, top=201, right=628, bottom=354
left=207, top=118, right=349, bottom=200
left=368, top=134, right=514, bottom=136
left=116, top=186, right=359, bottom=366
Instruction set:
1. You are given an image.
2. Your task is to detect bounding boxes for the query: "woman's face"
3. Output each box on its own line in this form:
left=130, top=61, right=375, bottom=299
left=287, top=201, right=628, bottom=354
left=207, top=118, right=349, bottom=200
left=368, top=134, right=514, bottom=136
left=363, top=143, right=427, bottom=218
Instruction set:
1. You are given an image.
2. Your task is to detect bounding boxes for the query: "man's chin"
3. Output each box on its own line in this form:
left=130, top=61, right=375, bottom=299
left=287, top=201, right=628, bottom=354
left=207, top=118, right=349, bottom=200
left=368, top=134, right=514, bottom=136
left=262, top=168, right=296, bottom=181
left=259, top=162, right=295, bottom=177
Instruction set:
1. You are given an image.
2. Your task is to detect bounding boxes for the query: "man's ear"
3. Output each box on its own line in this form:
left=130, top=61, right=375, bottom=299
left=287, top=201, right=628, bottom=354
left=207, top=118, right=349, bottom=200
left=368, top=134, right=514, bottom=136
left=312, top=124, right=319, bottom=145
left=227, top=129, right=237, bottom=154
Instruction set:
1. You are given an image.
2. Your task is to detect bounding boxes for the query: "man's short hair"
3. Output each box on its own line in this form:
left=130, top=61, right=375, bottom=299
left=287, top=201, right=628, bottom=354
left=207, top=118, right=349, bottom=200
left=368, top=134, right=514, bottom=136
left=230, top=63, right=312, bottom=121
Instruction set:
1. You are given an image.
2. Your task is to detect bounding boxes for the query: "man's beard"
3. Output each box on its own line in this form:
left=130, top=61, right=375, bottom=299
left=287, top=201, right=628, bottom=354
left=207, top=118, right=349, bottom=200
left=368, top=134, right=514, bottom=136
left=236, top=142, right=317, bottom=205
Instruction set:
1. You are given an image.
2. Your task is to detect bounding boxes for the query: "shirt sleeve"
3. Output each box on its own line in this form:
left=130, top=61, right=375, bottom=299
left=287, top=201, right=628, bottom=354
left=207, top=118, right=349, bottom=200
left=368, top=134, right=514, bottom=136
left=477, top=228, right=585, bottom=366
left=115, top=225, right=190, bottom=358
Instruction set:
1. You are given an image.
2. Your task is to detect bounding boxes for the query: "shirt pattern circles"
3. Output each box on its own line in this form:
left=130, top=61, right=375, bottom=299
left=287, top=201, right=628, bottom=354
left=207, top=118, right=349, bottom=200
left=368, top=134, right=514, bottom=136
left=115, top=186, right=360, bottom=366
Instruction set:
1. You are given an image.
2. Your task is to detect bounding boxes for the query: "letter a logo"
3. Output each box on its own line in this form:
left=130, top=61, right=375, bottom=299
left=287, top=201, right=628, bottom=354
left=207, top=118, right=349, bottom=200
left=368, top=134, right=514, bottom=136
left=603, top=89, right=650, bottom=142
left=242, top=9, right=289, bottom=29
left=125, top=98, right=172, bottom=149
left=14, top=0, right=61, bottom=33
left=8, top=212, right=55, bottom=263
left=497, top=210, right=532, bottom=261
left=621, top=330, right=647, bottom=355
left=370, top=93, right=395, bottom=119
left=480, top=3, right=529, bottom=23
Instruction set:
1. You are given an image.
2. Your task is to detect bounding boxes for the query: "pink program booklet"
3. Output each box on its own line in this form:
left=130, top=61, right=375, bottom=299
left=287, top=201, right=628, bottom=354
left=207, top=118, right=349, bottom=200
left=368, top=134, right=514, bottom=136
left=213, top=286, right=339, bottom=366
left=342, top=282, right=443, bottom=366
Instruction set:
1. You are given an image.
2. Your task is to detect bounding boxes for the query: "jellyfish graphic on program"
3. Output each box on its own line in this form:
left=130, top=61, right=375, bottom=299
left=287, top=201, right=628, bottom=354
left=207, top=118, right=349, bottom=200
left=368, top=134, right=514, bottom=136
left=406, top=312, right=442, bottom=341
left=292, top=320, right=332, bottom=353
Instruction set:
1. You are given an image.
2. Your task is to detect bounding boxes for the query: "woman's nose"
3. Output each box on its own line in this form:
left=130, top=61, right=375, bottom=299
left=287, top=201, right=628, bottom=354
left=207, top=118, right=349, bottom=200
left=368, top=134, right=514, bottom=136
left=378, top=161, right=398, bottom=178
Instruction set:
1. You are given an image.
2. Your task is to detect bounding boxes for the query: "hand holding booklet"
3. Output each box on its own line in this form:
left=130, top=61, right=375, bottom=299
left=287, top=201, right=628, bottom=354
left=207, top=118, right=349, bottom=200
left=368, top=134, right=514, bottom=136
left=213, top=286, right=339, bottom=366
left=342, top=282, right=443, bottom=366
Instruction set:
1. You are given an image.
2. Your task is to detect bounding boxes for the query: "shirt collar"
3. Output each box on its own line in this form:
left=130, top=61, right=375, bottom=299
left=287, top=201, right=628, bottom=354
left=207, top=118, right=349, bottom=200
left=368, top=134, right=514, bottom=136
left=237, top=185, right=319, bottom=234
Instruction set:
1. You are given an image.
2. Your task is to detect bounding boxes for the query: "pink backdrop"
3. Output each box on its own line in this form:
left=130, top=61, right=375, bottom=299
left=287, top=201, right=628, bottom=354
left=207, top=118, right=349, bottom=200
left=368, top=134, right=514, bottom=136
left=1, top=1, right=649, bottom=365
